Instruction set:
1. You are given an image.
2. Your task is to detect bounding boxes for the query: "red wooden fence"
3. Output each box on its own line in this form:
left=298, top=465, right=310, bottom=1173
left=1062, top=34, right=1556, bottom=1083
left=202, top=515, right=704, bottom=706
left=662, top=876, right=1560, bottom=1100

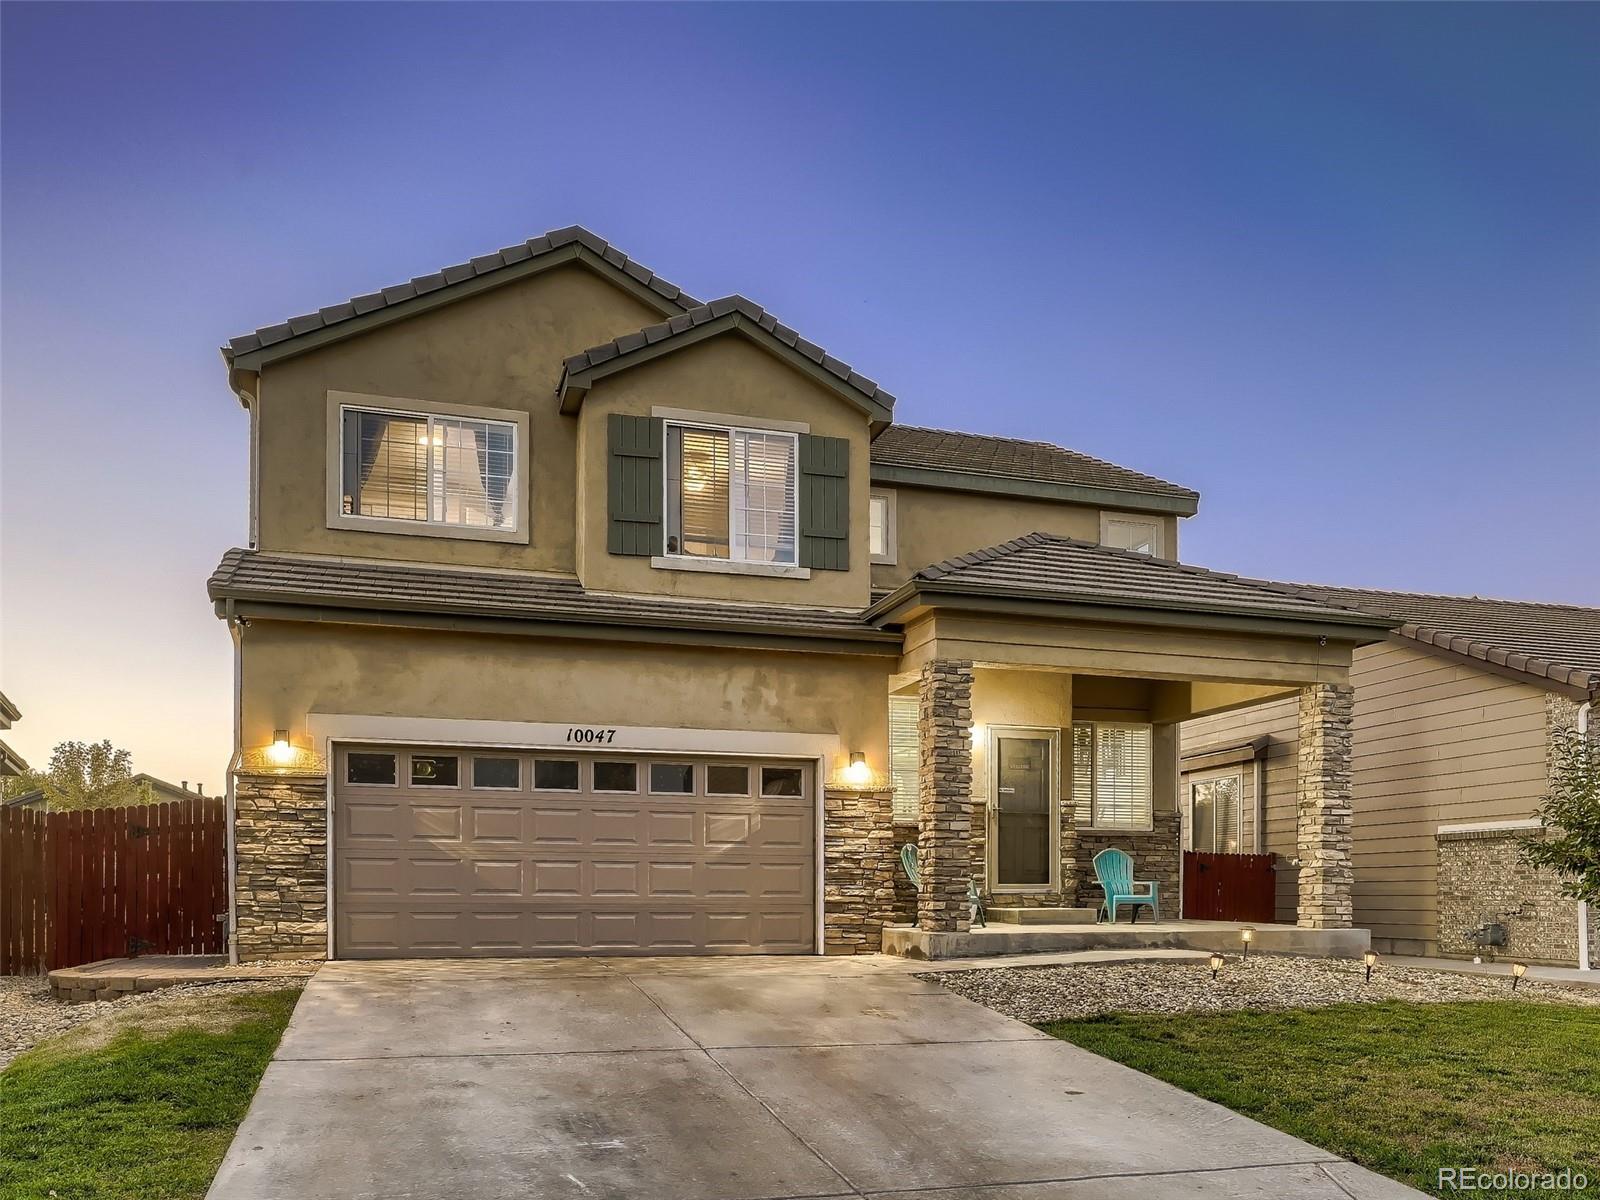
left=0, top=798, right=226, bottom=975
left=1182, top=850, right=1277, bottom=922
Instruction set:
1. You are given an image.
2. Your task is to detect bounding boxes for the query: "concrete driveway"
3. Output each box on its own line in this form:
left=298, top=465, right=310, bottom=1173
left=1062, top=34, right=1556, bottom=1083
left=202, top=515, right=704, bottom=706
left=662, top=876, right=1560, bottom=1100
left=209, top=956, right=1422, bottom=1200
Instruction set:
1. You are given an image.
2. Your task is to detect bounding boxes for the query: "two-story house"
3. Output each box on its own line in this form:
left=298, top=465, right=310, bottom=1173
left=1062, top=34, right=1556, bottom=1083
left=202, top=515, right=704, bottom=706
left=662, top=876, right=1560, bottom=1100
left=211, top=226, right=1392, bottom=961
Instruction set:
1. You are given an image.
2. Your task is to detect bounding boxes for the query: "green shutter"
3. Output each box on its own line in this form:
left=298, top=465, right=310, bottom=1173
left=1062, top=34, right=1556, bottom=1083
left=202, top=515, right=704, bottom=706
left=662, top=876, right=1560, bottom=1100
left=798, top=434, right=849, bottom=570
left=608, top=413, right=663, bottom=556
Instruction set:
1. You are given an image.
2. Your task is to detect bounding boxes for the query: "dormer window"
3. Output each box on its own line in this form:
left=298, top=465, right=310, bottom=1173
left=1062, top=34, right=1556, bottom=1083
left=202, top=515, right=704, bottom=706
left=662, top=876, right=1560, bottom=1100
left=665, top=421, right=798, bottom=565
left=1100, top=512, right=1162, bottom=557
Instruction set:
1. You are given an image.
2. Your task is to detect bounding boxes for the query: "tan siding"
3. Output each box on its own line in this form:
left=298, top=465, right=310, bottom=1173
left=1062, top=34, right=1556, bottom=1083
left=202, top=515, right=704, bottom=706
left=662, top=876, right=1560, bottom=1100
left=1180, top=637, right=1551, bottom=950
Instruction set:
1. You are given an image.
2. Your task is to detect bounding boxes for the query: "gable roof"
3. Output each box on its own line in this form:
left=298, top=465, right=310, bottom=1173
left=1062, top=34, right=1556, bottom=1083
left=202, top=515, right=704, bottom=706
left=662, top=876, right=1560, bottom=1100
left=208, top=549, right=899, bottom=654
left=0, top=738, right=26, bottom=778
left=222, top=225, right=698, bottom=370
left=868, top=532, right=1393, bottom=635
left=0, top=690, right=18, bottom=728
left=1288, top=584, right=1600, bottom=698
left=557, top=295, right=896, bottom=430
left=869, top=425, right=1198, bottom=515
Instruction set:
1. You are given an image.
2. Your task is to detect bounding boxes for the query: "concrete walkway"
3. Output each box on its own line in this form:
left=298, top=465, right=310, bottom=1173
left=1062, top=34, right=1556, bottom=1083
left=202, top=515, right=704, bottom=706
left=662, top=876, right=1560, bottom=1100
left=208, top=955, right=1424, bottom=1200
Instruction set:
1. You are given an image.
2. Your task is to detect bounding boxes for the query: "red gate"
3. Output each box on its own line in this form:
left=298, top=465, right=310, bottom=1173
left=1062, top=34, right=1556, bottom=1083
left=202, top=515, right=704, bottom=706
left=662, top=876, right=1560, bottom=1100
left=1182, top=851, right=1276, bottom=922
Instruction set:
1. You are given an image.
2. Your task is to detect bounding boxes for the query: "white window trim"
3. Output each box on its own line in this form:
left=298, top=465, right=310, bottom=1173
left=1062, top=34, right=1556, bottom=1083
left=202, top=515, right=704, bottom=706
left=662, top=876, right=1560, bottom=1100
left=1099, top=511, right=1164, bottom=559
left=324, top=390, right=531, bottom=545
left=651, top=405, right=809, bottom=435
left=1186, top=771, right=1244, bottom=853
left=1073, top=720, right=1156, bottom=833
left=869, top=489, right=898, bottom=565
left=660, top=419, right=802, bottom=570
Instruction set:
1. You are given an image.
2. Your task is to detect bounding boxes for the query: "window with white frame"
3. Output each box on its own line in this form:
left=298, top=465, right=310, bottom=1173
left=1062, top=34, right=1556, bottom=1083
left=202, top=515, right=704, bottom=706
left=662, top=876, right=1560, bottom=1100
left=869, top=491, right=896, bottom=563
left=1189, top=774, right=1243, bottom=853
left=1101, top=514, right=1161, bottom=557
left=888, top=694, right=920, bottom=821
left=340, top=406, right=517, bottom=531
left=1071, top=722, right=1153, bottom=830
left=665, top=422, right=797, bottom=564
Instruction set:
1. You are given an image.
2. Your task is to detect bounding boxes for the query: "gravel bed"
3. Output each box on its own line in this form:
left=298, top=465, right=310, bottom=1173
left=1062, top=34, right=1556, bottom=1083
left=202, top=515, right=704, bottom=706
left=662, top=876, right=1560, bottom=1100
left=922, top=954, right=1600, bottom=1023
left=1, top=972, right=309, bottom=1071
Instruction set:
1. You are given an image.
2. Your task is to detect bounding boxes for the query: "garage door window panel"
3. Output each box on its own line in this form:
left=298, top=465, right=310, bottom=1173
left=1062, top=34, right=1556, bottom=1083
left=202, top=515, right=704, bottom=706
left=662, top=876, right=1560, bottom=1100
left=593, top=760, right=639, bottom=794
left=707, top=764, right=750, bottom=795
left=533, top=758, right=580, bottom=791
left=410, top=755, right=459, bottom=787
left=472, top=756, right=520, bottom=790
left=347, top=752, right=397, bottom=786
left=760, top=766, right=804, bottom=798
left=649, top=763, right=695, bottom=794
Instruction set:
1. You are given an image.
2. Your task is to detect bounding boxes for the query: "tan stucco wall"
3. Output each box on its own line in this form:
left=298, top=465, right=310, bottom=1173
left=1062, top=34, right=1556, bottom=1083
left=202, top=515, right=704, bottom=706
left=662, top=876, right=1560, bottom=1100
left=252, top=263, right=665, bottom=572
left=1181, top=637, right=1555, bottom=949
left=872, top=488, right=1118, bottom=586
left=240, top=619, right=892, bottom=778
left=574, top=335, right=873, bottom=608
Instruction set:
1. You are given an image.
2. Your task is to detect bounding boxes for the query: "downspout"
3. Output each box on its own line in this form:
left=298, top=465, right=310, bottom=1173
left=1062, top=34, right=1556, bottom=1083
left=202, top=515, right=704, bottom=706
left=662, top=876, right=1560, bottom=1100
left=1578, top=701, right=1592, bottom=971
left=226, top=605, right=243, bottom=965
left=1252, top=752, right=1265, bottom=855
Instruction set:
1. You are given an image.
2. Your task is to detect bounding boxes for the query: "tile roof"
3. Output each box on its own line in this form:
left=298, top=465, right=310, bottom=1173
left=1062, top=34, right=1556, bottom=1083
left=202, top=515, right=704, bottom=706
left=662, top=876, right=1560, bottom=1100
left=877, top=532, right=1390, bottom=629
left=559, top=295, right=894, bottom=415
left=1290, top=585, right=1600, bottom=695
left=223, top=226, right=699, bottom=359
left=869, top=425, right=1198, bottom=503
left=207, top=549, right=897, bottom=646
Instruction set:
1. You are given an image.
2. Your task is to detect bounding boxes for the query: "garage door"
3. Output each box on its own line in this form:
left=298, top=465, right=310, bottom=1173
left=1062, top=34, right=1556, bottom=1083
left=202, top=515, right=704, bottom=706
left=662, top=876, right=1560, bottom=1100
left=333, top=745, right=815, bottom=957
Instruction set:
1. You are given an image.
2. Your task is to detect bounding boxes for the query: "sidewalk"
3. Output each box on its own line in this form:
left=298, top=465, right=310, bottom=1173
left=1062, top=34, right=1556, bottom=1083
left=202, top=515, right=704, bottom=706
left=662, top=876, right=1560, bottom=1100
left=1384, top=954, right=1600, bottom=988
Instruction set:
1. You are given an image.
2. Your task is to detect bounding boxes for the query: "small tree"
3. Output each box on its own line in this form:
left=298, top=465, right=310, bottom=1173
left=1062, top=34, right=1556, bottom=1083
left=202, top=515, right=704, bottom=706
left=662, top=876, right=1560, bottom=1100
left=0, top=740, right=154, bottom=812
left=1520, top=726, right=1600, bottom=904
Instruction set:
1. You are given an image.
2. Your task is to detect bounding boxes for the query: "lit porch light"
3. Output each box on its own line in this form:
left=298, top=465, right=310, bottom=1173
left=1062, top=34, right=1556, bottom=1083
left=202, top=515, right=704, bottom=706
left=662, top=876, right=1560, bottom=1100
left=1363, top=950, right=1378, bottom=983
left=267, top=729, right=295, bottom=766
left=845, top=751, right=870, bottom=788
left=1511, top=961, right=1528, bottom=992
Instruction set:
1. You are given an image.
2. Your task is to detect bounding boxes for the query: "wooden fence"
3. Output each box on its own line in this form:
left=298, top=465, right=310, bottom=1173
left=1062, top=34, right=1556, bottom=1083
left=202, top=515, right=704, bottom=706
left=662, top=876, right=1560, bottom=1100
left=1182, top=850, right=1278, bottom=923
left=0, top=799, right=227, bottom=975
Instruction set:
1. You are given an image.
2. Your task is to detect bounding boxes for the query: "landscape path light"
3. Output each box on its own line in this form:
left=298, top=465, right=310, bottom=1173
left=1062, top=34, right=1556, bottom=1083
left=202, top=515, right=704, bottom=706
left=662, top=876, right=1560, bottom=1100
left=1240, top=927, right=1255, bottom=959
left=1511, top=962, right=1528, bottom=992
left=1362, top=950, right=1378, bottom=983
left=1208, top=952, right=1225, bottom=981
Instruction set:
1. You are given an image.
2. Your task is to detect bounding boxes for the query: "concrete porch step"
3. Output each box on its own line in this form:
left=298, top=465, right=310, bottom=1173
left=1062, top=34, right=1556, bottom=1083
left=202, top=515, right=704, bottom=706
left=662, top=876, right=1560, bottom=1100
left=986, top=907, right=1097, bottom=926
left=882, top=920, right=1370, bottom=962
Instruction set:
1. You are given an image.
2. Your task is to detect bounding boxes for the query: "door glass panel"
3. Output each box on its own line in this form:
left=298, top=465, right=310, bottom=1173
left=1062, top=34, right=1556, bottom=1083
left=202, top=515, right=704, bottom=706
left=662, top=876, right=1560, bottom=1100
left=995, top=736, right=1051, bottom=886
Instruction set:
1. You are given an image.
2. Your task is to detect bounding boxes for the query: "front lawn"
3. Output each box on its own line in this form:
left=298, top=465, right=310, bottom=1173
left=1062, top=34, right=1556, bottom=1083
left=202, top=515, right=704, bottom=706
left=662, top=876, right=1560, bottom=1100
left=0, top=987, right=302, bottom=1200
left=1045, top=1000, right=1599, bottom=1200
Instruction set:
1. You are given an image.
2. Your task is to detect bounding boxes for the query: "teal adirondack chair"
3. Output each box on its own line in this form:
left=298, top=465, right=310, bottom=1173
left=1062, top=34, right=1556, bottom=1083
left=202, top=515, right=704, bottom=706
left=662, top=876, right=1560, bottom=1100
left=899, top=843, right=986, bottom=927
left=1092, top=847, right=1159, bottom=924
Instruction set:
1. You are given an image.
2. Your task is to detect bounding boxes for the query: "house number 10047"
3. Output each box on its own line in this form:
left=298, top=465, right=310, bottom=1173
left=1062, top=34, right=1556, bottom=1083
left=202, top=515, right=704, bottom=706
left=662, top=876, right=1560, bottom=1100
left=565, top=727, right=618, bottom=744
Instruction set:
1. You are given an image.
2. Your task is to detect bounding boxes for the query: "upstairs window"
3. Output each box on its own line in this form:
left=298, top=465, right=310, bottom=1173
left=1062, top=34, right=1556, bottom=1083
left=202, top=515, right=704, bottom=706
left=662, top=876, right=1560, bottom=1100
left=869, top=490, right=897, bottom=564
left=665, top=422, right=797, bottom=565
left=1071, top=721, right=1153, bottom=831
left=340, top=405, right=517, bottom=532
left=1101, top=513, right=1162, bottom=557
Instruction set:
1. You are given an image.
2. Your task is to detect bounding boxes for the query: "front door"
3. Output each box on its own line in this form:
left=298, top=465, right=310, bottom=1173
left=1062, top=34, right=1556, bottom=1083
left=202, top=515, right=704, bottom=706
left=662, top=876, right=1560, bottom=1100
left=991, top=730, right=1055, bottom=889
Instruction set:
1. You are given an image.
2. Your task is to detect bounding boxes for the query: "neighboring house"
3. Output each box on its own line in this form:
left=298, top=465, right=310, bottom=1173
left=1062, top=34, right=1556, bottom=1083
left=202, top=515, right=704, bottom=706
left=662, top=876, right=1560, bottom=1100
left=1, top=773, right=215, bottom=812
left=211, top=225, right=1393, bottom=962
left=1181, top=588, right=1599, bottom=967
left=0, top=690, right=25, bottom=781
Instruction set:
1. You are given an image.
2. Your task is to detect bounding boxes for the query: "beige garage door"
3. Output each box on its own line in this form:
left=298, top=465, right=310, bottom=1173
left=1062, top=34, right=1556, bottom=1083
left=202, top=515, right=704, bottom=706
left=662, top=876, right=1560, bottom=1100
left=333, top=745, right=815, bottom=957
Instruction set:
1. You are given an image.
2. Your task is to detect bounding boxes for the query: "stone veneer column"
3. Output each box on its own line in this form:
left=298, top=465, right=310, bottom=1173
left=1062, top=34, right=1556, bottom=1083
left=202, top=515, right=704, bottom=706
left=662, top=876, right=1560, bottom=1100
left=822, top=787, right=898, bottom=954
left=918, top=659, right=974, bottom=932
left=1296, top=683, right=1355, bottom=929
left=233, top=771, right=329, bottom=961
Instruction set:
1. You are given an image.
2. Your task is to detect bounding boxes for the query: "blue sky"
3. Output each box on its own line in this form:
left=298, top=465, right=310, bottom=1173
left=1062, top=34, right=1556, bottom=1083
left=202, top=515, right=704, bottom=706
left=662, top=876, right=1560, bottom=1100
left=2, top=2, right=1596, bottom=783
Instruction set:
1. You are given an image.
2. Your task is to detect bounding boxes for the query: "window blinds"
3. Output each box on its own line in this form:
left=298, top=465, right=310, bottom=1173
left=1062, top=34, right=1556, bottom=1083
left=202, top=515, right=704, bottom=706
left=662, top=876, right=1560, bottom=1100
left=1071, top=722, right=1153, bottom=830
left=889, top=695, right=920, bottom=821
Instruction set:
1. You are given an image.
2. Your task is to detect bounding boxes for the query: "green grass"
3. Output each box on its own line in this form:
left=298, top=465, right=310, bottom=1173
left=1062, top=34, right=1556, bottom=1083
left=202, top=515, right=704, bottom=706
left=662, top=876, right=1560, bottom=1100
left=0, top=987, right=302, bottom=1200
left=1044, top=1000, right=1600, bottom=1200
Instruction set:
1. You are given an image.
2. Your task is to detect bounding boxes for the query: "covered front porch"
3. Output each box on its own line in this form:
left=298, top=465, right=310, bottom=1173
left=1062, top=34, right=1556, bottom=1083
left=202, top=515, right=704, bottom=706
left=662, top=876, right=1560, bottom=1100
left=859, top=534, right=1395, bottom=958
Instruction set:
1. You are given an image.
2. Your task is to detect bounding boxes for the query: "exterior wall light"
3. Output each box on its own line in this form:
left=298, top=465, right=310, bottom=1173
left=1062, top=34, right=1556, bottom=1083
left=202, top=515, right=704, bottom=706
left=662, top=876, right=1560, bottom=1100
left=845, top=752, right=870, bottom=788
left=1511, top=961, right=1528, bottom=991
left=267, top=729, right=295, bottom=766
left=1208, top=952, right=1225, bottom=980
left=1240, top=926, right=1255, bottom=959
left=1363, top=950, right=1378, bottom=983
